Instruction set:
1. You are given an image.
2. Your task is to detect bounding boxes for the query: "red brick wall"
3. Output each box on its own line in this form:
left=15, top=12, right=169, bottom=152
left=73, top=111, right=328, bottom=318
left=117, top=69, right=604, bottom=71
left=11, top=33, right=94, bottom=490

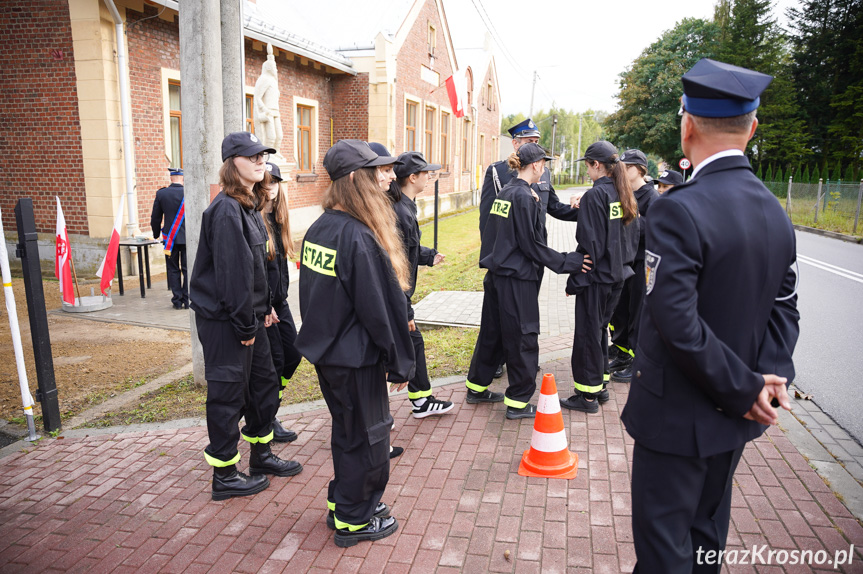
left=476, top=62, right=501, bottom=173
left=0, top=0, right=86, bottom=235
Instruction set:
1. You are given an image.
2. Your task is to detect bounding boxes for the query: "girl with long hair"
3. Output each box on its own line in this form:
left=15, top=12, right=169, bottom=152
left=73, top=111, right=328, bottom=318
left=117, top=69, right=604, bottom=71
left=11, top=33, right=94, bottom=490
left=190, top=132, right=303, bottom=501
left=561, top=141, right=640, bottom=414
left=294, top=140, right=414, bottom=547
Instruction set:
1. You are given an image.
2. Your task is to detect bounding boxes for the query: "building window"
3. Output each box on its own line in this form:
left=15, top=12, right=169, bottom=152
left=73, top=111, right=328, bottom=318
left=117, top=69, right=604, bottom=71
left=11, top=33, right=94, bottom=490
left=428, top=23, right=436, bottom=56
left=406, top=101, right=418, bottom=152
left=297, top=104, right=313, bottom=172
left=465, top=69, right=473, bottom=108
left=487, top=82, right=494, bottom=111
left=168, top=80, right=182, bottom=169
left=425, top=107, right=435, bottom=162
left=479, top=134, right=485, bottom=171
left=245, top=94, right=254, bottom=134
left=462, top=119, right=470, bottom=171
left=440, top=111, right=449, bottom=171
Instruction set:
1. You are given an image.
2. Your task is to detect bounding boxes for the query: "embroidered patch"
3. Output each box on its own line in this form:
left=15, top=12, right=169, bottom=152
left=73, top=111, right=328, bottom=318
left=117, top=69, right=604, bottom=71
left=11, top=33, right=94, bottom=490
left=250, top=133, right=259, bottom=143
left=609, top=201, right=623, bottom=220
left=645, top=250, right=661, bottom=295
left=491, top=199, right=511, bottom=218
left=302, top=241, right=337, bottom=277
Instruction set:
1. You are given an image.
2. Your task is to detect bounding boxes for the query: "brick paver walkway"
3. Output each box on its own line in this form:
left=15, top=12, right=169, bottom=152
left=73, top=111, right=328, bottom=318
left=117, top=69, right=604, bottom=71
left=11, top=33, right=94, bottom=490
left=2, top=356, right=862, bottom=573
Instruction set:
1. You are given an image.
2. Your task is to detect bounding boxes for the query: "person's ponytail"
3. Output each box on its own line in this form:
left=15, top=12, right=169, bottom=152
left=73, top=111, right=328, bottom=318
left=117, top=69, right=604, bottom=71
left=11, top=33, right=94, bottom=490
left=609, top=159, right=638, bottom=224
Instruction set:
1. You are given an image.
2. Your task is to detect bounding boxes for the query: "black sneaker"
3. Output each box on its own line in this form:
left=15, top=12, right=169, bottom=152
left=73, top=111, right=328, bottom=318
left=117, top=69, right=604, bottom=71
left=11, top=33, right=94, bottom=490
left=611, top=367, right=632, bottom=383
left=505, top=403, right=537, bottom=420
left=390, top=446, right=404, bottom=459
left=334, top=515, right=398, bottom=548
left=560, top=392, right=599, bottom=413
left=608, top=354, right=633, bottom=372
left=466, top=389, right=505, bottom=404
left=493, top=364, right=505, bottom=379
left=596, top=388, right=610, bottom=404
left=412, top=396, right=455, bottom=419
left=327, top=502, right=390, bottom=530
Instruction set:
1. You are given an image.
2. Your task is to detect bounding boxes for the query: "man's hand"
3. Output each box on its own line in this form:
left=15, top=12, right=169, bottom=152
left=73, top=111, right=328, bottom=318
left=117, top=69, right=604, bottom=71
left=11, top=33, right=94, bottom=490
left=408, top=319, right=417, bottom=332
left=582, top=254, right=593, bottom=273
left=743, top=374, right=791, bottom=425
left=433, top=253, right=446, bottom=266
left=390, top=382, right=409, bottom=392
left=241, top=337, right=255, bottom=347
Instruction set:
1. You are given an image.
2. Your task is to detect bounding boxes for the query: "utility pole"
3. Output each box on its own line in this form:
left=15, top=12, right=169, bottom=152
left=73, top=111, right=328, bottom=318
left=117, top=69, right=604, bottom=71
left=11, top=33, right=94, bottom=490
left=575, top=114, right=583, bottom=183
left=550, top=114, right=558, bottom=168
left=221, top=0, right=245, bottom=134
left=529, top=70, right=538, bottom=118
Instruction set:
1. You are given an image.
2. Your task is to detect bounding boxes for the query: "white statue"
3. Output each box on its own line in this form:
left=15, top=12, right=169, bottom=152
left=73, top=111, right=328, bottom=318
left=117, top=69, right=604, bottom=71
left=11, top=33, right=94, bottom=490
left=254, top=44, right=284, bottom=160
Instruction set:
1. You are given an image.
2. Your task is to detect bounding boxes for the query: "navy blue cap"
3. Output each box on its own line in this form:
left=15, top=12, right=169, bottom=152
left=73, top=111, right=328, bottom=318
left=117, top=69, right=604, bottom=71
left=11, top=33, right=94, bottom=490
left=168, top=168, right=183, bottom=176
left=221, top=131, right=277, bottom=162
left=394, top=151, right=441, bottom=179
left=681, top=58, right=773, bottom=118
left=653, top=169, right=684, bottom=186
left=265, top=162, right=282, bottom=182
left=323, top=140, right=402, bottom=182
left=620, top=149, right=647, bottom=168
left=507, top=118, right=541, bottom=139
left=516, top=143, right=553, bottom=166
left=368, top=142, right=391, bottom=157
left=576, top=141, right=618, bottom=163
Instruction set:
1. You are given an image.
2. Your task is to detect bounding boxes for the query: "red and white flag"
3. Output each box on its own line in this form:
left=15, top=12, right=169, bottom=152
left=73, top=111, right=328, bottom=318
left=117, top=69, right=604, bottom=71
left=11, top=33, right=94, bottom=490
left=445, top=70, right=468, bottom=118
left=54, top=197, right=75, bottom=305
left=96, top=194, right=125, bottom=296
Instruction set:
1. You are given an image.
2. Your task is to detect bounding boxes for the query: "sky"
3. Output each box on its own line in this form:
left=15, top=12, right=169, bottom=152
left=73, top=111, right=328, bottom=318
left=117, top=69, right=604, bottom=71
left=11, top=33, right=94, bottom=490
left=444, top=0, right=802, bottom=116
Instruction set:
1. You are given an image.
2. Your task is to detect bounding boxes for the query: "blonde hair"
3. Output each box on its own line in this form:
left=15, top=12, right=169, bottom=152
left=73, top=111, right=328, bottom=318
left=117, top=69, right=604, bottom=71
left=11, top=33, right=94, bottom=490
left=323, top=167, right=410, bottom=290
left=260, top=182, right=295, bottom=261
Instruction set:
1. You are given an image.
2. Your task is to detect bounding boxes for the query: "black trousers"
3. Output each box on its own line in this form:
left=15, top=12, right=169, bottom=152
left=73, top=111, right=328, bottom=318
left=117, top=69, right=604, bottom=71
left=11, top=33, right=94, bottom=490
left=610, top=259, right=646, bottom=355
left=467, top=273, right=539, bottom=407
left=165, top=244, right=188, bottom=307
left=318, top=364, right=392, bottom=527
left=265, top=301, right=302, bottom=403
left=632, top=442, right=744, bottom=574
left=407, top=324, right=431, bottom=400
left=571, top=282, right=621, bottom=395
left=197, top=317, right=279, bottom=466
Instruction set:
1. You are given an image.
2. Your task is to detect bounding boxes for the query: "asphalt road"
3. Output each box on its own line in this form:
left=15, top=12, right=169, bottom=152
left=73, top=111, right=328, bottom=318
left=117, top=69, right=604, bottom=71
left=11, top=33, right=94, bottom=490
left=793, top=231, right=863, bottom=443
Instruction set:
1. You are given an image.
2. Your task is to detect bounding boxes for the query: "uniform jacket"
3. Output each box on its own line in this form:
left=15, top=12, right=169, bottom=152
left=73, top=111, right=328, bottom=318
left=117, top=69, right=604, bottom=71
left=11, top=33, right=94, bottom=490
left=479, top=177, right=585, bottom=281
left=264, top=212, right=291, bottom=308
left=190, top=192, right=271, bottom=341
left=633, top=183, right=660, bottom=262
left=566, top=176, right=639, bottom=292
left=294, top=209, right=416, bottom=383
left=621, top=155, right=800, bottom=458
left=393, top=190, right=437, bottom=321
left=150, top=183, right=186, bottom=244
left=479, top=162, right=577, bottom=236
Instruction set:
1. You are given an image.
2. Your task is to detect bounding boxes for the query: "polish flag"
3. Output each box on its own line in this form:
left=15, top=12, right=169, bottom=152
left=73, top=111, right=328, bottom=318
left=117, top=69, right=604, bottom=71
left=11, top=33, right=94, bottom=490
left=55, top=197, right=75, bottom=305
left=445, top=70, right=468, bottom=118
left=96, top=195, right=125, bottom=296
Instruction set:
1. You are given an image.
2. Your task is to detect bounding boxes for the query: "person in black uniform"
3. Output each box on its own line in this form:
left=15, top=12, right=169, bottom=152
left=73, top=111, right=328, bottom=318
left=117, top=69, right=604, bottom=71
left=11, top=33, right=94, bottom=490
left=606, top=150, right=659, bottom=382
left=621, top=59, right=799, bottom=573
left=295, top=140, right=414, bottom=547
left=653, top=168, right=684, bottom=194
left=392, top=151, right=455, bottom=419
left=466, top=143, right=590, bottom=419
left=560, top=141, right=639, bottom=414
left=260, top=162, right=301, bottom=443
left=150, top=167, right=188, bottom=309
left=191, top=132, right=303, bottom=501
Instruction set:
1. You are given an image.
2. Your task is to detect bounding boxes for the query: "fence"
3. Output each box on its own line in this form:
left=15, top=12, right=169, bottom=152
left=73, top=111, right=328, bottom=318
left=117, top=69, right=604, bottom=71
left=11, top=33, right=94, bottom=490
left=769, top=178, right=863, bottom=236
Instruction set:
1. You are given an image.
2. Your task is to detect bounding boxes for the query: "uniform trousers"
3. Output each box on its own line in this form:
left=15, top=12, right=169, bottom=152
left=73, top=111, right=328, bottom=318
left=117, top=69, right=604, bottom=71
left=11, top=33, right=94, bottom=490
left=632, top=442, right=744, bottom=574
left=609, top=259, right=646, bottom=356
left=318, top=363, right=392, bottom=527
left=467, top=273, right=540, bottom=408
left=198, top=317, right=279, bottom=466
left=407, top=322, right=431, bottom=400
left=265, top=301, right=302, bottom=400
left=165, top=244, right=188, bottom=307
left=571, top=282, right=621, bottom=395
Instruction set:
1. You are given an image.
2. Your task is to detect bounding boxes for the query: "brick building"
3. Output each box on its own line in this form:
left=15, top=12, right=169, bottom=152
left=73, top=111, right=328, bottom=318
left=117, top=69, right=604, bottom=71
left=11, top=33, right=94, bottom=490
left=1, top=0, right=500, bottom=274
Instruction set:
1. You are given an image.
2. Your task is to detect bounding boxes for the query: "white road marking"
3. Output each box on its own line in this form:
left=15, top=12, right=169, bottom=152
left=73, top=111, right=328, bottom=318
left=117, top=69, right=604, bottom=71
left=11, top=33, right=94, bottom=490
left=797, top=254, right=863, bottom=284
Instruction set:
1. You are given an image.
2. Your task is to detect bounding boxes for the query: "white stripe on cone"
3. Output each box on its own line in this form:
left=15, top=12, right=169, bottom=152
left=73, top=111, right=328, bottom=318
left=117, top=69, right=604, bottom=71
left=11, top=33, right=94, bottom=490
left=529, top=429, right=569, bottom=453
left=537, top=392, right=561, bottom=415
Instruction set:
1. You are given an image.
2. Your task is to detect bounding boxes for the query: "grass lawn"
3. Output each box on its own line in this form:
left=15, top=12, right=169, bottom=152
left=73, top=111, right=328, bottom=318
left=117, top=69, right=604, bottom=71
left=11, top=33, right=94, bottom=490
left=414, top=208, right=485, bottom=301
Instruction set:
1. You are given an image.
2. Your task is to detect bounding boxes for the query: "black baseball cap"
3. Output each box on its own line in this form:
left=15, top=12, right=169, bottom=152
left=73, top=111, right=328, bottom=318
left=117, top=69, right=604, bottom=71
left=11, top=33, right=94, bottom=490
left=221, top=131, right=277, bottom=162
left=653, top=169, right=685, bottom=186
left=394, top=151, right=441, bottom=179
left=620, top=149, right=648, bottom=168
left=516, top=142, right=553, bottom=165
left=265, top=162, right=283, bottom=182
left=368, top=142, right=391, bottom=157
left=324, top=140, right=402, bottom=182
left=576, top=141, right=618, bottom=163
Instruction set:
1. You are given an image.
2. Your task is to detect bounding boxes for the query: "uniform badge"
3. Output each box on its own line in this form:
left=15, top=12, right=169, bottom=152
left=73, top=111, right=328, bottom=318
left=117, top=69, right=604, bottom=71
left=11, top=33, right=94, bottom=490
left=250, top=133, right=259, bottom=143
left=266, top=164, right=273, bottom=172
left=644, top=250, right=661, bottom=295
left=660, top=171, right=668, bottom=178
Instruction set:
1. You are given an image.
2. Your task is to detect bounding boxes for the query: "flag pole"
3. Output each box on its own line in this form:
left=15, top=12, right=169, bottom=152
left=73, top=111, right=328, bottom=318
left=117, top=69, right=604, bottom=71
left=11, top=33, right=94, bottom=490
left=68, top=248, right=82, bottom=305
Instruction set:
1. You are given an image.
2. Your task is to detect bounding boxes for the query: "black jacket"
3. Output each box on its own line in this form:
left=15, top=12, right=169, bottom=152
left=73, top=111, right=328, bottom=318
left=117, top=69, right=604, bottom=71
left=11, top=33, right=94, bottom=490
left=150, top=183, right=185, bottom=244
left=264, top=212, right=291, bottom=307
left=566, top=176, right=639, bottom=292
left=190, top=192, right=271, bottom=341
left=621, top=155, right=800, bottom=457
left=633, top=183, right=660, bottom=262
left=479, top=177, right=585, bottom=281
left=393, top=190, right=437, bottom=321
left=294, top=209, right=415, bottom=383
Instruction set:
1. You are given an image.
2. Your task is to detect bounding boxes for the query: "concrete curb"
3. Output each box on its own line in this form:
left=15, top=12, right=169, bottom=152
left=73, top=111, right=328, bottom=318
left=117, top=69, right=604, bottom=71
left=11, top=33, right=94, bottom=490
left=793, top=224, right=862, bottom=244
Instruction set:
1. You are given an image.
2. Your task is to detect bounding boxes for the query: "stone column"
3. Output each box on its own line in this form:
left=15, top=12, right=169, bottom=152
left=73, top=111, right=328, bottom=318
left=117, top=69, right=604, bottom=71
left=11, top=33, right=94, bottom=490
left=221, top=0, right=245, bottom=134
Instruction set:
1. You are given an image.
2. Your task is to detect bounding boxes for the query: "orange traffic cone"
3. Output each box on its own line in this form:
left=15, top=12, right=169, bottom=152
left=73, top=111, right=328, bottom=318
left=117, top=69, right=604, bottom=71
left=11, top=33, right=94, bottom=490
left=518, top=373, right=579, bottom=479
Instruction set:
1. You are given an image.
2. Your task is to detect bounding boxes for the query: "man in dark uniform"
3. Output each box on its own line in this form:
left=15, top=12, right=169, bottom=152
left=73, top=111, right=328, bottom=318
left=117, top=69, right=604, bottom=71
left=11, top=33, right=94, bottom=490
left=621, top=58, right=800, bottom=573
left=150, top=168, right=188, bottom=309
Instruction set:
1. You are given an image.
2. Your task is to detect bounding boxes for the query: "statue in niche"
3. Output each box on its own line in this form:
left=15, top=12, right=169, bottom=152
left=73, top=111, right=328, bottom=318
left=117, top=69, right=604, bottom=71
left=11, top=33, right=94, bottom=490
left=253, top=44, right=284, bottom=160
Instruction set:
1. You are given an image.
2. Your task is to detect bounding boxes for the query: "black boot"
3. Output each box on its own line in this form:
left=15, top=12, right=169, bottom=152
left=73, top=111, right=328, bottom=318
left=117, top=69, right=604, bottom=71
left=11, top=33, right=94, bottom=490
left=272, top=418, right=298, bottom=443
left=212, top=465, right=270, bottom=501
left=249, top=442, right=303, bottom=477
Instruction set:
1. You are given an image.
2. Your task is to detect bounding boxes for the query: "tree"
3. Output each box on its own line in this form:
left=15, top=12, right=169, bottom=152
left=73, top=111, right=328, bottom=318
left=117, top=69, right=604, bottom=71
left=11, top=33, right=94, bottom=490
left=500, top=113, right=526, bottom=135
left=765, top=164, right=774, bottom=182
left=802, top=164, right=810, bottom=184
left=604, top=18, right=720, bottom=164
left=812, top=164, right=821, bottom=183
